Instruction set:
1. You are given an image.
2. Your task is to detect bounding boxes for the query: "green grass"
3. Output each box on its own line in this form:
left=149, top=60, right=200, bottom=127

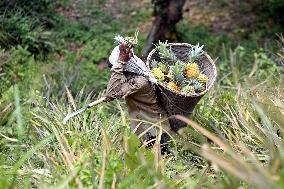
left=1, top=46, right=283, bottom=188
left=1, top=0, right=284, bottom=188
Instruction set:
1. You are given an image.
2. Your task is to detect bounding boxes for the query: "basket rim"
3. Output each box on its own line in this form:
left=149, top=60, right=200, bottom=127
left=146, top=42, right=217, bottom=97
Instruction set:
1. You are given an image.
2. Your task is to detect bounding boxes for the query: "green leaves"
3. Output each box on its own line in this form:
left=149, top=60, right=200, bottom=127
left=170, top=61, right=185, bottom=86
left=155, top=41, right=177, bottom=61
left=124, top=134, right=151, bottom=171
left=187, top=43, right=205, bottom=62
left=126, top=134, right=141, bottom=154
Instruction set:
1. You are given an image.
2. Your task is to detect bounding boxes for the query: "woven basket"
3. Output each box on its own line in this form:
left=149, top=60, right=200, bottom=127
left=146, top=43, right=217, bottom=131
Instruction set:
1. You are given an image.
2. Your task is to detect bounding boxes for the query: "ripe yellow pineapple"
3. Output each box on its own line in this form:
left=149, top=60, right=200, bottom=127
left=167, top=81, right=180, bottom=92
left=185, top=63, right=200, bottom=78
left=152, top=68, right=164, bottom=81
left=197, top=73, right=208, bottom=84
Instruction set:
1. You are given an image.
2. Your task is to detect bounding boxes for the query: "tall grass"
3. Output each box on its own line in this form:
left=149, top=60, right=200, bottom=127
left=0, top=43, right=283, bottom=188
left=0, top=0, right=284, bottom=188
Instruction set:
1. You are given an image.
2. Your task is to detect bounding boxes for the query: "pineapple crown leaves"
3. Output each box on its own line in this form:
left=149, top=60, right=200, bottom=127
left=155, top=41, right=177, bottom=61
left=157, top=62, right=169, bottom=73
left=151, top=60, right=158, bottom=68
left=188, top=43, right=205, bottom=62
left=170, top=61, right=185, bottom=85
left=193, top=81, right=205, bottom=92
left=185, top=78, right=198, bottom=86
left=114, top=31, right=139, bottom=47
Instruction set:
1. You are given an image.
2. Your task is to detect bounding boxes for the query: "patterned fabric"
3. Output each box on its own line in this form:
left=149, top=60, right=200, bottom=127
left=124, top=56, right=157, bottom=84
left=108, top=45, right=157, bottom=84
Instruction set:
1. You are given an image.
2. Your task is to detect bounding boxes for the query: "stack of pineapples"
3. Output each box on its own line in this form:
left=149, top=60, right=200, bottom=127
left=151, top=42, right=209, bottom=96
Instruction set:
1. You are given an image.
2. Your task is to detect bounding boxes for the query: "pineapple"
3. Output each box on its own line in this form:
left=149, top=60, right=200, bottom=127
left=188, top=43, right=204, bottom=63
left=167, top=81, right=180, bottom=92
left=155, top=41, right=176, bottom=61
left=193, top=81, right=205, bottom=93
left=170, top=61, right=185, bottom=86
left=186, top=78, right=198, bottom=86
left=181, top=85, right=195, bottom=95
left=185, top=63, right=200, bottom=78
left=151, top=60, right=159, bottom=68
left=197, top=73, right=208, bottom=84
left=158, top=62, right=169, bottom=74
left=152, top=68, right=165, bottom=82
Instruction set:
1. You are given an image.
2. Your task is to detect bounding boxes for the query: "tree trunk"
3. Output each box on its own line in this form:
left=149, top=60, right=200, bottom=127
left=143, top=0, right=186, bottom=57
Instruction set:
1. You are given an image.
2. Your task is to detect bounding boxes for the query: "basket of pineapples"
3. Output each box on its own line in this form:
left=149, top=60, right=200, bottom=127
left=146, top=42, right=217, bottom=131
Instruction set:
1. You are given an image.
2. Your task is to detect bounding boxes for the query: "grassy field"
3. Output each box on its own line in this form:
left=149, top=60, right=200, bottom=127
left=0, top=0, right=284, bottom=188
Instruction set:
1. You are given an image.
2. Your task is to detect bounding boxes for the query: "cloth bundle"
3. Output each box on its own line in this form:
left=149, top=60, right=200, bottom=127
left=108, top=45, right=157, bottom=84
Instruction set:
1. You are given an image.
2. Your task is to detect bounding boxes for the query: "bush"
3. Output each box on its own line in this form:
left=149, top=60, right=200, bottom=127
left=0, top=11, right=55, bottom=57
left=0, top=0, right=60, bottom=57
left=0, top=0, right=58, bottom=26
left=0, top=46, right=35, bottom=95
left=253, top=0, right=284, bottom=26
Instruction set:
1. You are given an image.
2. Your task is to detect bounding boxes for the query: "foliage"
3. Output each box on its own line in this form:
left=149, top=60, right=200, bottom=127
left=1, top=41, right=283, bottom=189
left=252, top=0, right=284, bottom=26
left=0, top=0, right=59, bottom=26
left=0, top=1, right=60, bottom=57
left=0, top=46, right=39, bottom=95
left=0, top=0, right=284, bottom=188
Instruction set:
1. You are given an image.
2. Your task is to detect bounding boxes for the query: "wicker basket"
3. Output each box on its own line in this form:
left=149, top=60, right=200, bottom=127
left=146, top=43, right=217, bottom=131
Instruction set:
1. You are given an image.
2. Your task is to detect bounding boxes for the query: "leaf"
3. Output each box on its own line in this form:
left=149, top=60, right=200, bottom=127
left=125, top=153, right=139, bottom=171
left=127, top=133, right=141, bottom=154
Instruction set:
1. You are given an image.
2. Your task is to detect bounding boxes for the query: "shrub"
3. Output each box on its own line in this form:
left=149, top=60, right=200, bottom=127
left=0, top=0, right=60, bottom=57
left=252, top=0, right=284, bottom=26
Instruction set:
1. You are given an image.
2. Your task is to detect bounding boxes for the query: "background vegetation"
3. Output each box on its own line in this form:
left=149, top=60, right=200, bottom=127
left=0, top=0, right=283, bottom=188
